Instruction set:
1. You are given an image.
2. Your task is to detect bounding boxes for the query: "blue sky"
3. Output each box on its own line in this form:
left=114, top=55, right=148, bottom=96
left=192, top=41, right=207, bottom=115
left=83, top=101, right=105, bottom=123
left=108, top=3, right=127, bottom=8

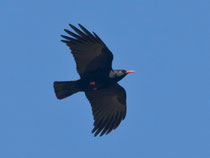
left=0, top=0, right=209, bottom=157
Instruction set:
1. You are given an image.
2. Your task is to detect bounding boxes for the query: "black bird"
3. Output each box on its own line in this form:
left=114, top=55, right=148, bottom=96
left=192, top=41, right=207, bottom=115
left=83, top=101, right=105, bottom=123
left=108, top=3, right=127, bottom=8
left=54, top=24, right=135, bottom=136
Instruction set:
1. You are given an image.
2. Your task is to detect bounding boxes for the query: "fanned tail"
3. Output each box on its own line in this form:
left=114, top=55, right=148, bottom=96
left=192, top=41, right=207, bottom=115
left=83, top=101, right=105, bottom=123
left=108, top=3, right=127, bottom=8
left=53, top=81, right=81, bottom=99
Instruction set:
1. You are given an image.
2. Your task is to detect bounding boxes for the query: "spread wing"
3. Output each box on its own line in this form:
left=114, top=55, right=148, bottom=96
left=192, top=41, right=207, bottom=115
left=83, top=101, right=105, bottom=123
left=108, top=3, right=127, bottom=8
left=85, top=83, right=127, bottom=136
left=61, top=24, right=113, bottom=78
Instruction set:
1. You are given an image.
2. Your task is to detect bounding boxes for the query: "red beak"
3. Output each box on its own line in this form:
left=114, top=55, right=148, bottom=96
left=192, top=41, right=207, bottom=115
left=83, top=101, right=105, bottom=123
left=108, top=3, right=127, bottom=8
left=125, top=70, right=136, bottom=74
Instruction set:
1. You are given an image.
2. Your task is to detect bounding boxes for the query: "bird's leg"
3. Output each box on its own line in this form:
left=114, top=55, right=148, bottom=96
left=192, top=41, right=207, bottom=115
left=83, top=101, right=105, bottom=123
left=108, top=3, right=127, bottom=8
left=89, top=81, right=96, bottom=85
left=89, top=81, right=97, bottom=90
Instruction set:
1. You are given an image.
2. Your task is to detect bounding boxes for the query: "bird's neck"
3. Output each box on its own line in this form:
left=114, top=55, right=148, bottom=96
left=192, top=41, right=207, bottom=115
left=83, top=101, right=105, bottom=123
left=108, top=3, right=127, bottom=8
left=108, top=70, right=124, bottom=82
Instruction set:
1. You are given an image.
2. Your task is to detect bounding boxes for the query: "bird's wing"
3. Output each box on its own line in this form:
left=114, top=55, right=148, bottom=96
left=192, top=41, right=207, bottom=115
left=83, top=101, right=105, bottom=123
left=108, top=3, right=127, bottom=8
left=85, top=83, right=126, bottom=136
left=61, top=24, right=113, bottom=78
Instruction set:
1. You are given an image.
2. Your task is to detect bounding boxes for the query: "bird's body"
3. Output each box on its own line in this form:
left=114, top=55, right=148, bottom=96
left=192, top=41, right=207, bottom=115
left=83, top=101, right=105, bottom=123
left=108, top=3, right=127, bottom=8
left=54, top=24, right=135, bottom=136
left=75, top=70, right=127, bottom=91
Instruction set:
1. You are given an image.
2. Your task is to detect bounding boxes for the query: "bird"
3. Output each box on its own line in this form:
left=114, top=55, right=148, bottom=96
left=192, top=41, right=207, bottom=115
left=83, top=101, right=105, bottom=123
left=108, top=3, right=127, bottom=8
left=53, top=24, right=135, bottom=136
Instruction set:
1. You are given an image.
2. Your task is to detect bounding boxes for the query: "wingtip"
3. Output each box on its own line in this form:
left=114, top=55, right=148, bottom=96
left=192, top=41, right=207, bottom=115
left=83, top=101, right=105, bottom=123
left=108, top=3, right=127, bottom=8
left=92, top=32, right=99, bottom=38
left=69, top=24, right=74, bottom=27
left=92, top=126, right=102, bottom=137
left=64, top=29, right=69, bottom=33
left=61, top=40, right=68, bottom=43
left=78, top=23, right=83, bottom=28
left=92, top=31, right=96, bottom=36
left=69, top=24, right=77, bottom=30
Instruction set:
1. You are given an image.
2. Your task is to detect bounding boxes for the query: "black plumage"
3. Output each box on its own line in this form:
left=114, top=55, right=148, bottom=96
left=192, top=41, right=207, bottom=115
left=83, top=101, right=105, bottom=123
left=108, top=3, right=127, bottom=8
left=54, top=24, right=135, bottom=136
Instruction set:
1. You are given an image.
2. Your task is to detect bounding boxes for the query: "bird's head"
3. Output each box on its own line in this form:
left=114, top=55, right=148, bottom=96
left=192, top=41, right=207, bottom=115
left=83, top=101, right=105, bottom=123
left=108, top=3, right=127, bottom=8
left=109, top=70, right=136, bottom=82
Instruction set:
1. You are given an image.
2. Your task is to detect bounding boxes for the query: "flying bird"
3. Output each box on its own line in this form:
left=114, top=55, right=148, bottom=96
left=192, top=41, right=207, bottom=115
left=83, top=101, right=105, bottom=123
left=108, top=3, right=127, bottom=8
left=54, top=24, right=135, bottom=136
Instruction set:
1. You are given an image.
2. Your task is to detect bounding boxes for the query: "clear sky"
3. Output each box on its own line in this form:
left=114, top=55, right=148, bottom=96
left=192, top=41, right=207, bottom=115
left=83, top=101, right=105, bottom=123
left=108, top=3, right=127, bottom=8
left=0, top=0, right=209, bottom=158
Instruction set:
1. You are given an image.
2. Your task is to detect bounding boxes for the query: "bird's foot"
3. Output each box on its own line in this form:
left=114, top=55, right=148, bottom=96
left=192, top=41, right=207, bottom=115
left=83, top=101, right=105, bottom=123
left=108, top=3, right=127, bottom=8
left=89, top=81, right=96, bottom=85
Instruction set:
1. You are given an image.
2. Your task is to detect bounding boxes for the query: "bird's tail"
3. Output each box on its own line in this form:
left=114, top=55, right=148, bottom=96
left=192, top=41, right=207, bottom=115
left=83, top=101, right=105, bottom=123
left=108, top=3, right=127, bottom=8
left=53, top=80, right=81, bottom=99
